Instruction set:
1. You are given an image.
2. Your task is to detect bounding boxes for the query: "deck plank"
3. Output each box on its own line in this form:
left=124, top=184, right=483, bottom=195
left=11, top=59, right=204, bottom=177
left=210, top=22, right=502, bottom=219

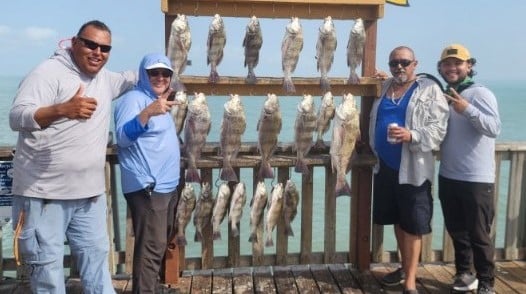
left=191, top=269, right=213, bottom=294
left=327, top=264, right=363, bottom=294
left=496, top=261, right=526, bottom=293
left=273, top=265, right=298, bottom=294
left=232, top=267, right=254, bottom=294
left=253, top=266, right=276, bottom=294
left=310, top=264, right=340, bottom=293
left=419, top=263, right=450, bottom=294
left=212, top=268, right=233, bottom=294
left=291, top=264, right=320, bottom=294
left=177, top=270, right=193, bottom=293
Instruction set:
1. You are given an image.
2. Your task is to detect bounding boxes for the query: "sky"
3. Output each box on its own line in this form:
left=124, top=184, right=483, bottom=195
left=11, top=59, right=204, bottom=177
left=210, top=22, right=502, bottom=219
left=0, top=0, right=525, bottom=83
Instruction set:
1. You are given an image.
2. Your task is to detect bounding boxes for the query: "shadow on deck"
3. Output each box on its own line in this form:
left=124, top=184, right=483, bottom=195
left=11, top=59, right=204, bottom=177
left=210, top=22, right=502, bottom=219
left=1, top=261, right=525, bottom=293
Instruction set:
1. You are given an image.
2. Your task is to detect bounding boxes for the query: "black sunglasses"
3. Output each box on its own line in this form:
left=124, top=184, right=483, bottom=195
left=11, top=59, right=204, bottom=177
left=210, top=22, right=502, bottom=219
left=147, top=69, right=172, bottom=78
left=388, top=59, right=413, bottom=68
left=77, top=36, right=112, bottom=53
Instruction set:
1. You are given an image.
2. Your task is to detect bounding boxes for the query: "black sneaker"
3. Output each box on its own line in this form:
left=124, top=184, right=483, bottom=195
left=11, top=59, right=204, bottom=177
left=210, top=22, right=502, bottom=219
left=402, top=289, right=419, bottom=294
left=452, top=272, right=478, bottom=291
left=477, top=282, right=495, bottom=294
left=381, top=267, right=405, bottom=286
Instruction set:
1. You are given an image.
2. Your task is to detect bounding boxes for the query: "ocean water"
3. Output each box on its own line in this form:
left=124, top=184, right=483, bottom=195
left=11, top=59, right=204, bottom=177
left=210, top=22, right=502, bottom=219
left=0, top=76, right=524, bottom=262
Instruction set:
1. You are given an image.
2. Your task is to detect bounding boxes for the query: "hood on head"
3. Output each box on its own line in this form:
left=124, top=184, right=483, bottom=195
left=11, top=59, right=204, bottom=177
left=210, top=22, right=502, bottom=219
left=137, top=53, right=173, bottom=98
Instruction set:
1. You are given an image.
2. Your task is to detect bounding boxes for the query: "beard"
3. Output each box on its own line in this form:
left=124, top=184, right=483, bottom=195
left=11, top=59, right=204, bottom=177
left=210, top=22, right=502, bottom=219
left=393, top=71, right=409, bottom=84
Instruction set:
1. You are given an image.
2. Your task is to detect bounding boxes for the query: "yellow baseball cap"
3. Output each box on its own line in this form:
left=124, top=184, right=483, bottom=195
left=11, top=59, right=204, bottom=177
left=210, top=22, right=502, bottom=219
left=440, top=44, right=471, bottom=61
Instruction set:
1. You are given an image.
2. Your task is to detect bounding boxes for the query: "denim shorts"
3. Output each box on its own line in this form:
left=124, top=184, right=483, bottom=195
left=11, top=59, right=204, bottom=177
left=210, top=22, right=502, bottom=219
left=373, top=160, right=433, bottom=235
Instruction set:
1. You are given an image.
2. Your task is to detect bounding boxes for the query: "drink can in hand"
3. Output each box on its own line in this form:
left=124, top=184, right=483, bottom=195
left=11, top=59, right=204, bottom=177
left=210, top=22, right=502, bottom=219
left=387, top=123, right=399, bottom=144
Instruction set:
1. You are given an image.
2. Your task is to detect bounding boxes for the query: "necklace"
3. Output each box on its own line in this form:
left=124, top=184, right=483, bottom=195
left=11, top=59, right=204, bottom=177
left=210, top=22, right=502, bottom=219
left=389, top=80, right=415, bottom=106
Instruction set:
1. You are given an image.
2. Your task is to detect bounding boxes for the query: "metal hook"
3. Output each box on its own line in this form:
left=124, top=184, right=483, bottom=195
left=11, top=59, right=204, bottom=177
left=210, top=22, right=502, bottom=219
left=214, top=174, right=221, bottom=189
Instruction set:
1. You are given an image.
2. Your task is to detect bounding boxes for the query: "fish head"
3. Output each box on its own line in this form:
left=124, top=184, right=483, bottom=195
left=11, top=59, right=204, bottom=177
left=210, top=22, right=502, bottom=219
left=218, top=182, right=231, bottom=195
left=172, top=14, right=188, bottom=32
left=271, top=183, right=284, bottom=199
left=201, top=182, right=211, bottom=196
left=256, top=181, right=267, bottom=193
left=235, top=182, right=246, bottom=194
left=336, top=93, right=358, bottom=120
left=320, top=16, right=335, bottom=34
left=298, top=94, right=314, bottom=113
left=264, top=94, right=279, bottom=113
left=182, top=183, right=195, bottom=199
left=287, top=17, right=301, bottom=34
left=247, top=16, right=260, bottom=33
left=351, top=18, right=365, bottom=36
left=175, top=91, right=188, bottom=103
left=285, top=180, right=296, bottom=192
left=210, top=14, right=224, bottom=31
left=321, top=91, right=334, bottom=107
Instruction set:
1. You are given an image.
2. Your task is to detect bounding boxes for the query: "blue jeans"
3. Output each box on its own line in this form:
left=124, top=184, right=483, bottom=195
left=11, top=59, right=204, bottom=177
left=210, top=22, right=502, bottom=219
left=12, top=194, right=115, bottom=294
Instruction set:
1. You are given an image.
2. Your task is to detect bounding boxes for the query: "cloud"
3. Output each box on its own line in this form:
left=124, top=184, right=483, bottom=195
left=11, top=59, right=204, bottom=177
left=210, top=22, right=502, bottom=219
left=23, top=26, right=57, bottom=41
left=0, top=25, right=13, bottom=36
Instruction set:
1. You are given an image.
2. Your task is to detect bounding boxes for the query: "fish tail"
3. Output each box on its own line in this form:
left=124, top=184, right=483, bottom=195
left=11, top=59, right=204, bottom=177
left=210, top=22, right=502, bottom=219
left=348, top=71, right=360, bottom=85
left=294, top=158, right=309, bottom=175
left=284, top=223, right=295, bottom=237
left=194, top=230, right=202, bottom=242
left=265, top=235, right=274, bottom=247
left=335, top=178, right=352, bottom=197
left=171, top=77, right=186, bottom=92
left=213, top=230, right=222, bottom=241
left=220, top=165, right=238, bottom=182
left=185, top=168, right=201, bottom=183
left=248, top=232, right=257, bottom=243
left=320, top=77, right=331, bottom=92
left=209, top=69, right=220, bottom=83
left=258, top=161, right=274, bottom=180
left=283, top=77, right=296, bottom=93
left=231, top=224, right=239, bottom=237
left=246, top=71, right=257, bottom=84
left=176, top=235, right=188, bottom=246
left=313, top=139, right=327, bottom=150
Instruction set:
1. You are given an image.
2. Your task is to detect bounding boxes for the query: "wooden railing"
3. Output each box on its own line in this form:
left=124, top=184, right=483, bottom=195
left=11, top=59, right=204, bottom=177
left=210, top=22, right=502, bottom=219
left=0, top=142, right=525, bottom=278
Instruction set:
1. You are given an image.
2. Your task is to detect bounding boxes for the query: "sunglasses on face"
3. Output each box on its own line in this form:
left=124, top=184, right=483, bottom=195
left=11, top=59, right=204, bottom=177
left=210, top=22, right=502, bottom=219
left=77, top=36, right=112, bottom=53
left=147, top=69, right=172, bottom=78
left=388, top=59, right=413, bottom=68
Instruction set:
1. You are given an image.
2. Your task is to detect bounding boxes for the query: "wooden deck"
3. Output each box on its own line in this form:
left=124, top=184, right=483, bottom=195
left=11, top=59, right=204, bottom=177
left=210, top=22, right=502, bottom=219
left=1, top=261, right=524, bottom=293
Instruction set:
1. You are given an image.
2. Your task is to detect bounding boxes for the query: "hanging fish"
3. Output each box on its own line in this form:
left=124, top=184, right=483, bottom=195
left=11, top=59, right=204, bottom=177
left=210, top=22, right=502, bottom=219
left=347, top=18, right=366, bottom=84
left=316, top=16, right=337, bottom=92
left=256, top=94, right=282, bottom=180
left=281, top=17, right=303, bottom=93
left=207, top=14, right=226, bottom=83
left=219, top=94, right=246, bottom=182
left=330, top=93, right=360, bottom=196
left=243, top=16, right=263, bottom=84
left=167, top=14, right=191, bottom=91
left=294, top=94, right=317, bottom=175
left=183, top=93, right=211, bottom=183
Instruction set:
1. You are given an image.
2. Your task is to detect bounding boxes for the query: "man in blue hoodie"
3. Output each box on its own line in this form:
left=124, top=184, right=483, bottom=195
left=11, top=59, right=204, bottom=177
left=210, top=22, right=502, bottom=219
left=114, top=53, right=180, bottom=294
left=9, top=20, right=137, bottom=293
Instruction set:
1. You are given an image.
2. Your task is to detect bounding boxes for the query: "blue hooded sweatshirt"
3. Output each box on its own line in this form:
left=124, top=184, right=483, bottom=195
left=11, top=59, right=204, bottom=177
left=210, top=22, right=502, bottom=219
left=114, top=53, right=180, bottom=194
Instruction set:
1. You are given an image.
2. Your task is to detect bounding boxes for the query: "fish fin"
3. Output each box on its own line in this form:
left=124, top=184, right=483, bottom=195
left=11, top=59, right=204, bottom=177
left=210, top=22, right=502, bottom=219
left=231, top=224, right=239, bottom=237
left=194, top=231, right=202, bottom=242
left=213, top=231, right=222, bottom=241
left=335, top=180, right=352, bottom=197
left=246, top=72, right=257, bottom=84
left=283, top=78, right=296, bottom=93
left=348, top=71, right=360, bottom=85
left=176, top=235, right=188, bottom=246
left=294, top=159, right=309, bottom=176
left=265, top=235, right=274, bottom=247
left=258, top=161, right=274, bottom=180
left=185, top=168, right=201, bottom=183
left=220, top=165, right=238, bottom=182
left=320, top=77, right=331, bottom=92
left=284, top=224, right=295, bottom=237
left=248, top=233, right=257, bottom=243
left=209, top=69, right=219, bottom=83
left=313, top=139, right=327, bottom=150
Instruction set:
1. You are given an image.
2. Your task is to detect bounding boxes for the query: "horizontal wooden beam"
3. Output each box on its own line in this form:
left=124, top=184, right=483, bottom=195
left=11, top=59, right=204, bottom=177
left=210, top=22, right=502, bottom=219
left=161, top=0, right=384, bottom=20
left=177, top=75, right=381, bottom=97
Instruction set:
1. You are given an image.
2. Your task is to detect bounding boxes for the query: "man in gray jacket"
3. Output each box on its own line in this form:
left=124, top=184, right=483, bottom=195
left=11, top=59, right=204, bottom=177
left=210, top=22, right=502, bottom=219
left=370, top=46, right=449, bottom=294
left=9, top=20, right=136, bottom=293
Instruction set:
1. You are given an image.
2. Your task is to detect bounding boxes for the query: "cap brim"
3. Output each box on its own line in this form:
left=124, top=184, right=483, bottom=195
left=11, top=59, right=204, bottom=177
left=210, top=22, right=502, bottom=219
left=145, top=62, right=173, bottom=72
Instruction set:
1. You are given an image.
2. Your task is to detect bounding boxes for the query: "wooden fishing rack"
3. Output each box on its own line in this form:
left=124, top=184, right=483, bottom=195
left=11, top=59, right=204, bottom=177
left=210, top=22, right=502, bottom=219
left=160, top=0, right=385, bottom=284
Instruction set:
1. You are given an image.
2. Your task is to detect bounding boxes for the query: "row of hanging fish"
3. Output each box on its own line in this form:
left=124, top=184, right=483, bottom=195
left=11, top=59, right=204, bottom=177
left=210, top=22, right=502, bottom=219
left=170, top=91, right=359, bottom=197
left=166, top=14, right=366, bottom=93
left=174, top=180, right=300, bottom=248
